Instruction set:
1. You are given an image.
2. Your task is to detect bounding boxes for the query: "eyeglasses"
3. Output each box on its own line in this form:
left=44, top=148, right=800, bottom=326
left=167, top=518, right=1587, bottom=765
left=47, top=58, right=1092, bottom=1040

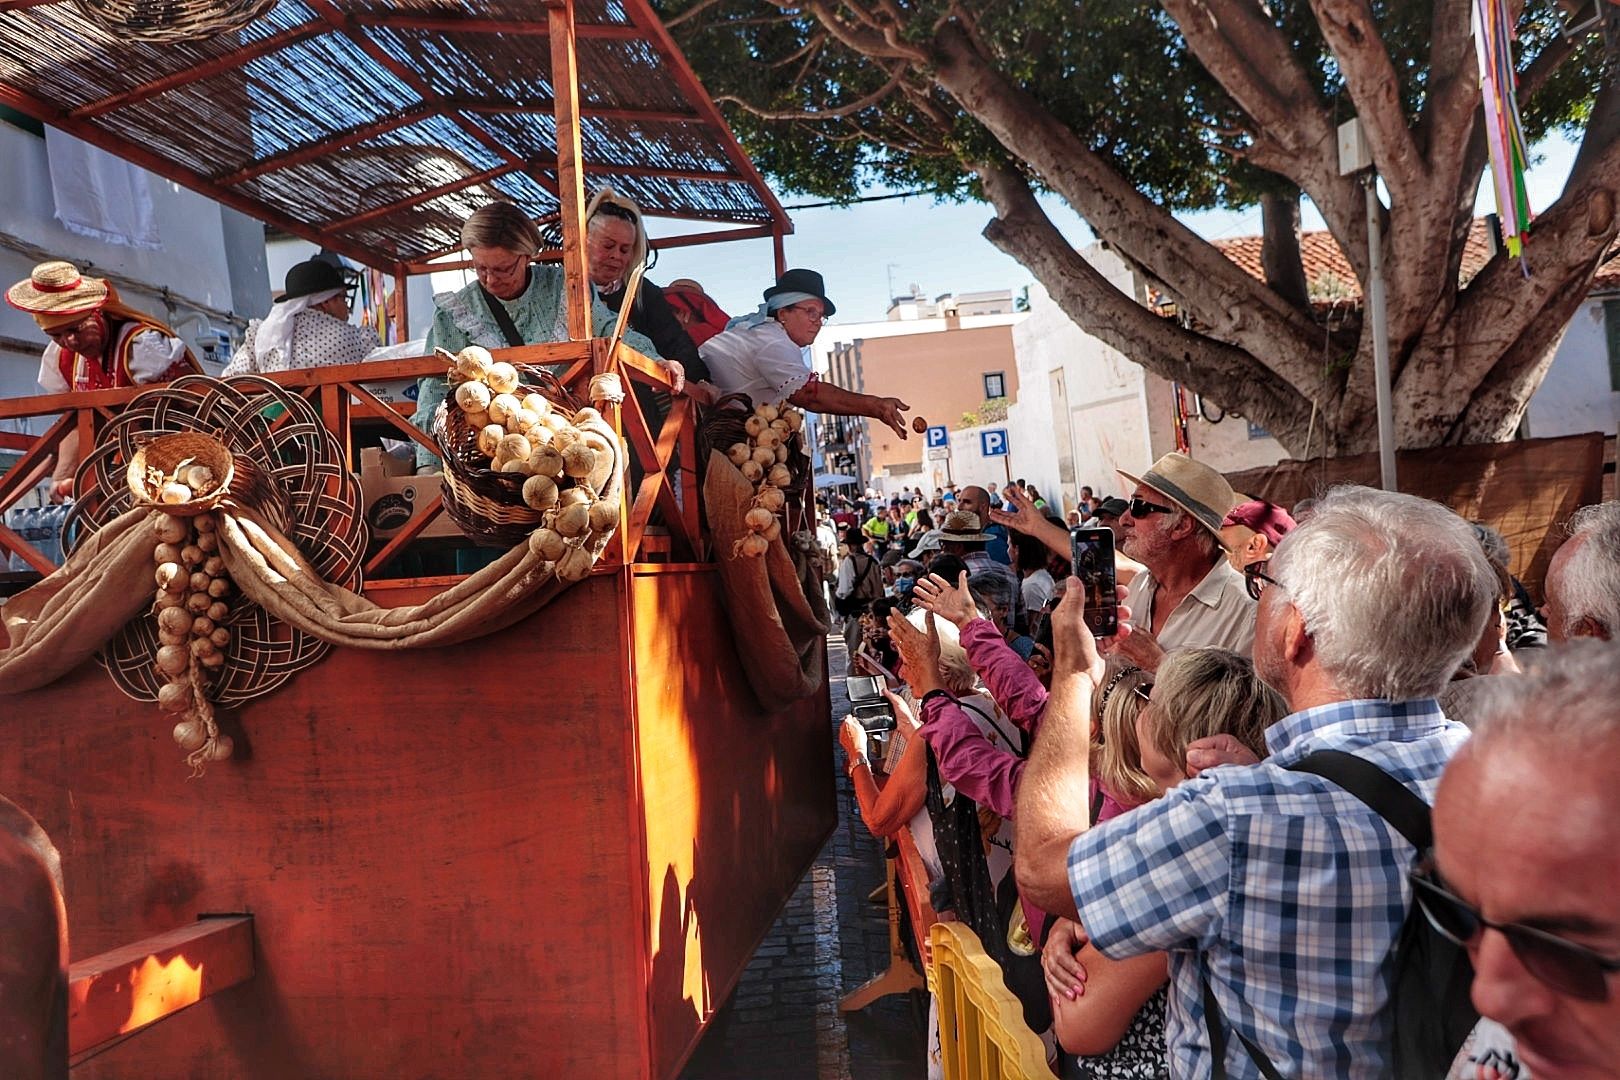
left=1127, top=497, right=1175, bottom=518
left=1243, top=560, right=1280, bottom=601
left=783, top=302, right=827, bottom=324
left=1410, top=858, right=1620, bottom=1002
left=471, top=251, right=529, bottom=282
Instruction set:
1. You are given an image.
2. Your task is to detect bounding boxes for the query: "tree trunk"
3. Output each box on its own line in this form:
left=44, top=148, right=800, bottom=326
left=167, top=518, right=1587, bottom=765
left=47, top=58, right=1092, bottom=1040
left=1260, top=191, right=1311, bottom=311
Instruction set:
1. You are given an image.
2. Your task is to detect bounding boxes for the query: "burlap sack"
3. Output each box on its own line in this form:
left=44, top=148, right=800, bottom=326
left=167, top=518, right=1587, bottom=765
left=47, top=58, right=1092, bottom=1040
left=703, top=450, right=829, bottom=711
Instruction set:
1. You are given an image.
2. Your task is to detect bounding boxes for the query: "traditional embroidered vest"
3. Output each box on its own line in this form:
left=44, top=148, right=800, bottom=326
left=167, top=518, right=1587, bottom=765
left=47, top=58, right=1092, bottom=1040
left=57, top=317, right=199, bottom=392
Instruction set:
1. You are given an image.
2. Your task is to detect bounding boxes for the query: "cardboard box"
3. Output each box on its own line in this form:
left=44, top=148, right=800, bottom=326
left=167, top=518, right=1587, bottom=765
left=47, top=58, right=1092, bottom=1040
left=360, top=449, right=461, bottom=540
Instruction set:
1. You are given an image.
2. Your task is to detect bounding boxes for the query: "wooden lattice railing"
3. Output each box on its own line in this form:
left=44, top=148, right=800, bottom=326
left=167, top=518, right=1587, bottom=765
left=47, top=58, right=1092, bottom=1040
left=0, top=337, right=706, bottom=587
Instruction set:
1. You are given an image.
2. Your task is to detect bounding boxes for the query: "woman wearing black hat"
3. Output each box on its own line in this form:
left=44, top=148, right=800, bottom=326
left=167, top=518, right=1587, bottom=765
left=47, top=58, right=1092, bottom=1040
left=223, top=258, right=378, bottom=377
left=698, top=268, right=911, bottom=439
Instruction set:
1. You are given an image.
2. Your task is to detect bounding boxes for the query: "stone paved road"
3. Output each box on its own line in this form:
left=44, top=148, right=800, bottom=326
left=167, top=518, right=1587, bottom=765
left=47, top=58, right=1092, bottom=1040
left=680, top=639, right=927, bottom=1080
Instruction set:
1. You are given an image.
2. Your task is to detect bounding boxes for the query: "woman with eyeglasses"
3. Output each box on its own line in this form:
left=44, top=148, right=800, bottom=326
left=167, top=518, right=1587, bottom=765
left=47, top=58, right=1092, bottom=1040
left=584, top=188, right=706, bottom=389
left=410, top=202, right=661, bottom=473
left=697, top=268, right=912, bottom=438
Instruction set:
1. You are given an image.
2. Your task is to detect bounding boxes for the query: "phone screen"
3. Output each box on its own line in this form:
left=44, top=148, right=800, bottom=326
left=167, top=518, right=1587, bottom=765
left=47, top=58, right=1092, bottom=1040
left=844, top=675, right=884, bottom=701
left=1070, top=527, right=1119, bottom=637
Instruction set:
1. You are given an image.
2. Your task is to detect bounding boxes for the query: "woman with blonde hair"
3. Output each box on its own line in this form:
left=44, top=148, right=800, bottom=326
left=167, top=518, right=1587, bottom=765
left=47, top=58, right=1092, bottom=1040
left=584, top=187, right=707, bottom=385
left=1043, top=646, right=1285, bottom=1078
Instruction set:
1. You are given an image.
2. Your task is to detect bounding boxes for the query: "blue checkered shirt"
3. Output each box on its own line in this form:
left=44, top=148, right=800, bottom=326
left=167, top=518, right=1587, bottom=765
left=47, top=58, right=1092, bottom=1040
left=1068, top=699, right=1468, bottom=1079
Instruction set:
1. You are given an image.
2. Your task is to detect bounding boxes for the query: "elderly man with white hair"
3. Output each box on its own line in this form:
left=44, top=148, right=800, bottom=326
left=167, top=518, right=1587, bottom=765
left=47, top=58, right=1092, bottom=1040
left=1017, top=485, right=1499, bottom=1078
left=1432, top=639, right=1620, bottom=1080
left=1542, top=501, right=1620, bottom=642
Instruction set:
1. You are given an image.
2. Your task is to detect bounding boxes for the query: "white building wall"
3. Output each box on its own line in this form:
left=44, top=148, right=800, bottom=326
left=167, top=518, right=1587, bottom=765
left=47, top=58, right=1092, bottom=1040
left=0, top=122, right=270, bottom=444
left=1525, top=296, right=1620, bottom=441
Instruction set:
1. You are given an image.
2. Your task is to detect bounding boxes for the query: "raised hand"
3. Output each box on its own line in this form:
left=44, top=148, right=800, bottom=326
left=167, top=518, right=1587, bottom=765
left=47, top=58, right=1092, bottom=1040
left=912, top=570, right=978, bottom=628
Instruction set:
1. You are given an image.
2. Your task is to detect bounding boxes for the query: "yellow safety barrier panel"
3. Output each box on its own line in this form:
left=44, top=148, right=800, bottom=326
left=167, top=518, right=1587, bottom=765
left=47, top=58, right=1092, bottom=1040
left=927, top=922, right=1049, bottom=1080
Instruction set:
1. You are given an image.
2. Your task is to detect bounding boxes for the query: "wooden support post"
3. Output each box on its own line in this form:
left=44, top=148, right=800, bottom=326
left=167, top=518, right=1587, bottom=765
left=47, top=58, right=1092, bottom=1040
left=392, top=270, right=410, bottom=343
left=772, top=229, right=787, bottom=277
left=547, top=0, right=591, bottom=342
left=68, top=916, right=255, bottom=1058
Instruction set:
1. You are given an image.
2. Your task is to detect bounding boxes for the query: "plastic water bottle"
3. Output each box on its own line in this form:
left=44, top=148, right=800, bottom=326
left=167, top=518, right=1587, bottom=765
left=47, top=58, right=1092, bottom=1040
left=41, top=503, right=64, bottom=566
left=4, top=506, right=25, bottom=572
left=14, top=506, right=40, bottom=571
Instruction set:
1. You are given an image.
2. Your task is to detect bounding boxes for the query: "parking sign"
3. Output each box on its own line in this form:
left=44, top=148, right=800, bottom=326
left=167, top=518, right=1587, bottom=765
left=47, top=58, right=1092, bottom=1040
left=925, top=424, right=949, bottom=449
left=980, top=429, right=1008, bottom=457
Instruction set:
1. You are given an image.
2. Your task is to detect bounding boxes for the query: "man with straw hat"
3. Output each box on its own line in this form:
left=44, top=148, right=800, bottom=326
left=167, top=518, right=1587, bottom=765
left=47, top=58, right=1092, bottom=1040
left=1108, top=451, right=1255, bottom=671
left=6, top=260, right=200, bottom=499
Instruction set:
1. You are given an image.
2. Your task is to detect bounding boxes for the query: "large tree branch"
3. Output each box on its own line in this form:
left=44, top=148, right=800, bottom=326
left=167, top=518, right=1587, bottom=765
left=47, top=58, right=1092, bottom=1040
left=1407, top=137, right=1620, bottom=442
left=1568, top=61, right=1620, bottom=191
left=976, top=162, right=1316, bottom=452
left=924, top=21, right=1329, bottom=403
left=1309, top=0, right=1423, bottom=197
left=1260, top=190, right=1311, bottom=311
left=714, top=62, right=907, bottom=120
left=1416, top=0, right=1483, bottom=180
left=1161, top=0, right=1369, bottom=287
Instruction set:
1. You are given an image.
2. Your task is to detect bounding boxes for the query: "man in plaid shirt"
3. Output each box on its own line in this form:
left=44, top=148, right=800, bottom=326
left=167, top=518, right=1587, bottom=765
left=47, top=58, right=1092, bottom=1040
left=1016, top=487, right=1498, bottom=1077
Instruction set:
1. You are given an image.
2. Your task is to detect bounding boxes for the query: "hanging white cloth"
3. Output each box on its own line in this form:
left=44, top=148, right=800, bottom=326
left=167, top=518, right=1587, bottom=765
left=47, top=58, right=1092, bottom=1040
left=44, top=127, right=161, bottom=251
left=249, top=288, right=341, bottom=371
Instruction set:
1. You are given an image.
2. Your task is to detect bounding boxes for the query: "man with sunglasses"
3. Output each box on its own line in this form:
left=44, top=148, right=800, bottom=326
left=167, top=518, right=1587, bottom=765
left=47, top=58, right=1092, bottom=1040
left=1430, top=639, right=1620, bottom=1079
left=1017, top=485, right=1500, bottom=1079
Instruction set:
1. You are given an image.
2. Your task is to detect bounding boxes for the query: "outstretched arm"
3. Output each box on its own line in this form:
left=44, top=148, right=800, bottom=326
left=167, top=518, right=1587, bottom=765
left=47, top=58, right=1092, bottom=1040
left=788, top=379, right=910, bottom=440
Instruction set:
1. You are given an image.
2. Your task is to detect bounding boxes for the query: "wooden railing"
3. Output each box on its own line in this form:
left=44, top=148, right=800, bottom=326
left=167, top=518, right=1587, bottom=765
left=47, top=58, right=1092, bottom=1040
left=0, top=337, right=707, bottom=588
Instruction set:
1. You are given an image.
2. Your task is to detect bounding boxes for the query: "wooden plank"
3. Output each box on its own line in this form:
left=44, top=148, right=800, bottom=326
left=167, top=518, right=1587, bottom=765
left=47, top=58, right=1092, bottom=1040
left=0, top=519, right=53, bottom=575
left=631, top=571, right=834, bottom=1078
left=68, top=916, right=255, bottom=1057
left=0, top=412, right=71, bottom=505
left=548, top=0, right=592, bottom=342
left=7, top=582, right=647, bottom=1079
left=213, top=104, right=436, bottom=185
left=348, top=12, right=643, bottom=38
left=361, top=493, right=447, bottom=577
left=322, top=162, right=518, bottom=233
left=0, top=431, right=36, bottom=451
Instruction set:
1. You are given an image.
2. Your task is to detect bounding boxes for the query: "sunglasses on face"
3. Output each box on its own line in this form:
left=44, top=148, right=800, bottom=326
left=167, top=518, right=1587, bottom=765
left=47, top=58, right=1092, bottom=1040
left=1410, top=860, right=1620, bottom=1002
left=1244, top=561, right=1281, bottom=602
left=1128, top=497, right=1175, bottom=518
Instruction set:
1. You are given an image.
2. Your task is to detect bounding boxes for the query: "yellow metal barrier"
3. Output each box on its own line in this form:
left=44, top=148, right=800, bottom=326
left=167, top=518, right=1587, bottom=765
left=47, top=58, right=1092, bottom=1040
left=926, top=921, right=1050, bottom=1080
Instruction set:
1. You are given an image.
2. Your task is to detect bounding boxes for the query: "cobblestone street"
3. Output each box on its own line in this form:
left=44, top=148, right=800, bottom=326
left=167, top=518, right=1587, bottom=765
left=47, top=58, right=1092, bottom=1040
left=681, top=640, right=927, bottom=1080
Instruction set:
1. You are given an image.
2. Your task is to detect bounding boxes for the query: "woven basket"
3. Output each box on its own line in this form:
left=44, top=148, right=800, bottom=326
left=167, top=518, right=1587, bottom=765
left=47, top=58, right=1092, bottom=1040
left=72, top=0, right=278, bottom=42
left=126, top=432, right=237, bottom=517
left=433, top=365, right=587, bottom=547
left=696, top=393, right=813, bottom=501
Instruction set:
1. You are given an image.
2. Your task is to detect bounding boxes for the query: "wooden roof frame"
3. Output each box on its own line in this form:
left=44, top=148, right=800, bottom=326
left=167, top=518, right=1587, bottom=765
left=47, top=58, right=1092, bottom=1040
left=0, top=0, right=792, bottom=293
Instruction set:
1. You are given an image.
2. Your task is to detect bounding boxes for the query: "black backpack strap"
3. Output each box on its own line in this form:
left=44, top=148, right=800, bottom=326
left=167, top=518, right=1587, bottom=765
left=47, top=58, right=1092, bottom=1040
left=954, top=699, right=1025, bottom=760
left=1203, top=971, right=1286, bottom=1080
left=1286, top=749, right=1432, bottom=850
left=478, top=285, right=526, bottom=347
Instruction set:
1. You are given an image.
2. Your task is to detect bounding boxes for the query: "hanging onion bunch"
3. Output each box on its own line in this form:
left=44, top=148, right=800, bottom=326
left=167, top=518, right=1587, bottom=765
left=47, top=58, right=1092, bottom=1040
left=150, top=510, right=234, bottom=773
left=726, top=401, right=803, bottom=559
left=522, top=406, right=619, bottom=584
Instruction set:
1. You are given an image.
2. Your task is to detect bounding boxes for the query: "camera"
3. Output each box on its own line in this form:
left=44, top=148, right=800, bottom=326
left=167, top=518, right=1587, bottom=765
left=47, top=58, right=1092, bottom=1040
left=844, top=675, right=896, bottom=733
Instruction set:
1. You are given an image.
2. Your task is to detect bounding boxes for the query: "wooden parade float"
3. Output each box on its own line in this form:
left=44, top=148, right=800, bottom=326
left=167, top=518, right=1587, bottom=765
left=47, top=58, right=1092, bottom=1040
left=0, top=3, right=832, bottom=1078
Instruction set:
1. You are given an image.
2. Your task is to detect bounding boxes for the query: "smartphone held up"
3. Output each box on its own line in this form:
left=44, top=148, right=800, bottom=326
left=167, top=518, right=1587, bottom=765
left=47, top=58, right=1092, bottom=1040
left=1070, top=527, right=1119, bottom=637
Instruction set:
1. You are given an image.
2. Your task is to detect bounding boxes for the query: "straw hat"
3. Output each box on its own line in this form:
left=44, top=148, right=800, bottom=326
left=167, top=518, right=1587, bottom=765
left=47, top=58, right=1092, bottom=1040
left=938, top=510, right=992, bottom=544
left=5, top=261, right=110, bottom=319
left=1118, top=452, right=1239, bottom=538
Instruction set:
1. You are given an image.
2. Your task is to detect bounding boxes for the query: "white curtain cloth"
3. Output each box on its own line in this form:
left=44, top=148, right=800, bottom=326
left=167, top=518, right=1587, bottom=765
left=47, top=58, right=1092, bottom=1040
left=45, top=128, right=161, bottom=251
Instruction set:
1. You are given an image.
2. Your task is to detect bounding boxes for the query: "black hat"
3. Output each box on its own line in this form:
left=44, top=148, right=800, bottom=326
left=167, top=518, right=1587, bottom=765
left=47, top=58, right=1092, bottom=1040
left=1096, top=497, right=1130, bottom=519
left=279, top=258, right=348, bottom=303
left=763, top=268, right=835, bottom=318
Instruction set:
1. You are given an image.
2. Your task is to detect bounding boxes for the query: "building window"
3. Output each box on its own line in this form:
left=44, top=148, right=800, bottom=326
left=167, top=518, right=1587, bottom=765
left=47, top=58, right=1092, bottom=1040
left=1606, top=300, right=1620, bottom=392
left=983, top=371, right=1006, bottom=399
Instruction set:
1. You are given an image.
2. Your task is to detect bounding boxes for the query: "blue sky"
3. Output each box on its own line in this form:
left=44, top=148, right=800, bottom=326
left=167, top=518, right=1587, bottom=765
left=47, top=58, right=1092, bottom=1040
left=647, top=134, right=1583, bottom=325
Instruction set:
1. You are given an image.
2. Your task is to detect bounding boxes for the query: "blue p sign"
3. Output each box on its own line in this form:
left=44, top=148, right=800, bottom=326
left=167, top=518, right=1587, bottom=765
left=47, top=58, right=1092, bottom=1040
left=925, top=424, right=949, bottom=449
left=980, top=429, right=1008, bottom=457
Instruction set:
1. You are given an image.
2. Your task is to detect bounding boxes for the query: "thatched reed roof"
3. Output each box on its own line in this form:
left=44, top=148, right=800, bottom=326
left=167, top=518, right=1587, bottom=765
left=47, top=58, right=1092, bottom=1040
left=0, top=0, right=790, bottom=272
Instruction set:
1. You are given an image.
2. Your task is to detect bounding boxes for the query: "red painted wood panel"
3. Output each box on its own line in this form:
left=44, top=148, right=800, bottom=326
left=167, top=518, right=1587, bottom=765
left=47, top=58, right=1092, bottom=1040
left=631, top=568, right=835, bottom=1078
left=2, top=576, right=646, bottom=1079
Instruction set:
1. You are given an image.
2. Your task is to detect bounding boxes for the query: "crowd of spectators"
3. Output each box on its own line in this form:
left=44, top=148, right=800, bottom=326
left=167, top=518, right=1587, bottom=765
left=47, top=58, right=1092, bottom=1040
left=829, top=453, right=1620, bottom=1080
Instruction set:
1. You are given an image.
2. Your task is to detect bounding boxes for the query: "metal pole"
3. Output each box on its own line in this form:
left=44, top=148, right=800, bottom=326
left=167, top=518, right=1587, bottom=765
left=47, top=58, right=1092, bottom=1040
left=1364, top=177, right=1398, bottom=491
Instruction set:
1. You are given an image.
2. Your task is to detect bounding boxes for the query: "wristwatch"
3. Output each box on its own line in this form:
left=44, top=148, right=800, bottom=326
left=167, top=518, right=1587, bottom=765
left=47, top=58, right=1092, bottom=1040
left=846, top=755, right=869, bottom=777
